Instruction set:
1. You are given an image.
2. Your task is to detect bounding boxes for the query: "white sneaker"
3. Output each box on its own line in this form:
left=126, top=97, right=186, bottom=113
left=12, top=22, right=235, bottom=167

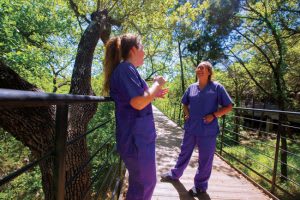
left=160, top=171, right=178, bottom=182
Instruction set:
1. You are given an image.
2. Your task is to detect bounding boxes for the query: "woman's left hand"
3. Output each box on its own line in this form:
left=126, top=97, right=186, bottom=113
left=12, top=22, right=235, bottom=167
left=203, top=114, right=215, bottom=124
left=155, top=88, right=169, bottom=98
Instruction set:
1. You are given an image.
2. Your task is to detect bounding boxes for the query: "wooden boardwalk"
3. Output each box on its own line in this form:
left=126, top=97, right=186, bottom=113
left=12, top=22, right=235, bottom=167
left=119, top=106, right=272, bottom=200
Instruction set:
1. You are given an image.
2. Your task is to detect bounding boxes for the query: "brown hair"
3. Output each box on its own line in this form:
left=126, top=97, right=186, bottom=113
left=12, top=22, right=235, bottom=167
left=103, top=33, right=141, bottom=94
left=198, top=61, right=213, bottom=81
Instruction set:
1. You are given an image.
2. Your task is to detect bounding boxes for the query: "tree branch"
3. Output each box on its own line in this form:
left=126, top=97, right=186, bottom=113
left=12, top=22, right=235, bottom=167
left=226, top=49, right=272, bottom=98
left=69, top=0, right=90, bottom=23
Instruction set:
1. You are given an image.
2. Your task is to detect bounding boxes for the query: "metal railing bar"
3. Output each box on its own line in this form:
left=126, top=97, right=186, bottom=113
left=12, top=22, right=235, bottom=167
left=279, top=135, right=300, bottom=145
left=94, top=158, right=116, bottom=200
left=223, top=126, right=278, bottom=149
left=220, top=144, right=295, bottom=197
left=66, top=119, right=113, bottom=146
left=0, top=89, right=112, bottom=107
left=0, top=150, right=53, bottom=186
left=216, top=151, right=287, bottom=200
left=233, top=115, right=300, bottom=131
left=65, top=135, right=114, bottom=188
left=224, top=126, right=300, bottom=158
left=224, top=126, right=276, bottom=148
left=111, top=178, right=120, bottom=200
left=232, top=115, right=278, bottom=125
left=223, top=128, right=250, bottom=140
left=274, top=172, right=300, bottom=188
left=279, top=148, right=300, bottom=159
left=222, top=132, right=245, bottom=142
left=234, top=107, right=300, bottom=116
left=221, top=148, right=273, bottom=183
left=100, top=160, right=120, bottom=200
left=81, top=147, right=116, bottom=200
left=274, top=160, right=300, bottom=174
left=223, top=130, right=275, bottom=160
left=220, top=142, right=274, bottom=172
left=281, top=123, right=300, bottom=131
left=227, top=119, right=300, bottom=146
left=224, top=128, right=277, bottom=150
left=111, top=160, right=125, bottom=200
left=230, top=122, right=277, bottom=137
left=53, top=104, right=69, bottom=200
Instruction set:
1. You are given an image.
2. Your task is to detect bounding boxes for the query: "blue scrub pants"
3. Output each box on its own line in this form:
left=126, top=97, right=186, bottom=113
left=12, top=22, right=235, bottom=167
left=121, top=141, right=156, bottom=200
left=171, top=132, right=217, bottom=191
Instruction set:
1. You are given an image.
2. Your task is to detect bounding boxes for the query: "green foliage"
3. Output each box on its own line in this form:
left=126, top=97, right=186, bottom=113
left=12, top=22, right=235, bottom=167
left=0, top=0, right=79, bottom=92
left=214, top=110, right=300, bottom=199
left=227, top=0, right=300, bottom=109
left=218, top=136, right=300, bottom=199
left=0, top=130, right=43, bottom=199
left=1, top=0, right=300, bottom=198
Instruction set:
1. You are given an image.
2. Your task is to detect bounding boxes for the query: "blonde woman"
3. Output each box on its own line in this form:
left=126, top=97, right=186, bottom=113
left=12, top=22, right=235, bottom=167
left=103, top=33, right=168, bottom=200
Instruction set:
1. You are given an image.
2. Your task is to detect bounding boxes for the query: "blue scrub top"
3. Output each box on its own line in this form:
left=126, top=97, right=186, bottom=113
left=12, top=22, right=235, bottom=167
left=182, top=81, right=233, bottom=136
left=110, top=61, right=156, bottom=155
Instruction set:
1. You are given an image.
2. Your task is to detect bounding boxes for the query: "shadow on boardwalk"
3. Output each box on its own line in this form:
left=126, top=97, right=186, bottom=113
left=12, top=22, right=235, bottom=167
left=153, top=106, right=271, bottom=200
left=119, top=106, right=272, bottom=200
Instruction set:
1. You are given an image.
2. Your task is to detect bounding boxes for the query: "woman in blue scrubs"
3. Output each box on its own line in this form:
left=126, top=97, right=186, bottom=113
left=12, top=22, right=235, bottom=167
left=161, top=61, right=233, bottom=197
left=103, top=33, right=168, bottom=200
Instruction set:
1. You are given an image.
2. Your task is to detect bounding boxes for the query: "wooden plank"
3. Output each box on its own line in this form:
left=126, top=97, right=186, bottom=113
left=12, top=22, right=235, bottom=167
left=118, top=106, right=273, bottom=200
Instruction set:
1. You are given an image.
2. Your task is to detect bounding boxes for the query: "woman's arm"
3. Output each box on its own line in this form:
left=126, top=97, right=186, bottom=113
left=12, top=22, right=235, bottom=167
left=130, top=76, right=167, bottom=110
left=213, top=103, right=233, bottom=118
left=203, top=104, right=233, bottom=124
left=183, top=104, right=190, bottom=120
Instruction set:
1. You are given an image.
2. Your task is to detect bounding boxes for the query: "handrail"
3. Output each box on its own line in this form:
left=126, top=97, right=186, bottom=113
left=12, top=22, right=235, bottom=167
left=0, top=88, right=112, bottom=107
left=234, top=107, right=300, bottom=116
left=218, top=108, right=300, bottom=199
left=64, top=135, right=114, bottom=189
left=0, top=150, right=54, bottom=186
left=0, top=89, right=122, bottom=200
left=155, top=102, right=300, bottom=199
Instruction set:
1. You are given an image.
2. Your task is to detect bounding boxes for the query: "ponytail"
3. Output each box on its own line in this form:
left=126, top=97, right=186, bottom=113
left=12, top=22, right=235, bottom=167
left=103, top=36, right=121, bottom=94
left=103, top=33, right=140, bottom=94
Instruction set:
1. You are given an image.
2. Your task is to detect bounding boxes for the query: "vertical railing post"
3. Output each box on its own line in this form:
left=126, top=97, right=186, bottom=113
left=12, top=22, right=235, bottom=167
left=271, top=119, right=281, bottom=193
left=54, top=105, right=69, bottom=200
left=220, top=115, right=226, bottom=156
left=173, top=103, right=176, bottom=121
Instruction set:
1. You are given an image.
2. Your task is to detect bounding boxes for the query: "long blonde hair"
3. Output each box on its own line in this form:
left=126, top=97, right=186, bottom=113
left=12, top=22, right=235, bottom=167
left=103, top=33, right=140, bottom=94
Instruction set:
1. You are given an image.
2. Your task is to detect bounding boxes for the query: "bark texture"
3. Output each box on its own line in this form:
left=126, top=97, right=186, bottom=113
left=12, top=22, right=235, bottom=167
left=0, top=9, right=119, bottom=200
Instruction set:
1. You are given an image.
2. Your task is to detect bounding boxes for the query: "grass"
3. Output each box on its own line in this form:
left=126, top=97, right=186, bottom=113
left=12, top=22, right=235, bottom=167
left=217, top=130, right=300, bottom=200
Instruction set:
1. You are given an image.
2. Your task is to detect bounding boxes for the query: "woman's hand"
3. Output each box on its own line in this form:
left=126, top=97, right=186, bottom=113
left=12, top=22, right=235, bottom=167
left=155, top=88, right=169, bottom=98
left=153, top=76, right=167, bottom=86
left=184, top=114, right=190, bottom=121
left=203, top=114, right=215, bottom=124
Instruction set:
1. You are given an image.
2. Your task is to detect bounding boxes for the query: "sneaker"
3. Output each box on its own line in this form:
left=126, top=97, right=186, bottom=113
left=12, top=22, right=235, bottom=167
left=188, top=186, right=206, bottom=197
left=160, top=171, right=178, bottom=182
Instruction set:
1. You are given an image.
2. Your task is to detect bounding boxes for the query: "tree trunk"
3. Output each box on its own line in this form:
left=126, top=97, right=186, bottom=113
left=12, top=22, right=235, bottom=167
left=0, top=9, right=115, bottom=200
left=274, top=69, right=288, bottom=182
left=178, top=40, right=185, bottom=94
left=234, top=82, right=240, bottom=144
left=0, top=62, right=56, bottom=198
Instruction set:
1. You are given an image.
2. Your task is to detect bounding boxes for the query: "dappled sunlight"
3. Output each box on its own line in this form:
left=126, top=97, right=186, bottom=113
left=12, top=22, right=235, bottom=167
left=151, top=106, right=271, bottom=200
left=119, top=106, right=272, bottom=199
left=212, top=158, right=242, bottom=179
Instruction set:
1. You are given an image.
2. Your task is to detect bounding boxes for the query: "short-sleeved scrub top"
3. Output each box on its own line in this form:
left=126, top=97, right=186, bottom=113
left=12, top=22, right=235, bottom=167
left=182, top=81, right=233, bottom=137
left=110, top=61, right=156, bottom=156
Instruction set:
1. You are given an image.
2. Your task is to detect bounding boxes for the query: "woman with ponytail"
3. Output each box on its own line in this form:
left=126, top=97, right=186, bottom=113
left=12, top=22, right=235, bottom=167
left=103, top=33, right=168, bottom=200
